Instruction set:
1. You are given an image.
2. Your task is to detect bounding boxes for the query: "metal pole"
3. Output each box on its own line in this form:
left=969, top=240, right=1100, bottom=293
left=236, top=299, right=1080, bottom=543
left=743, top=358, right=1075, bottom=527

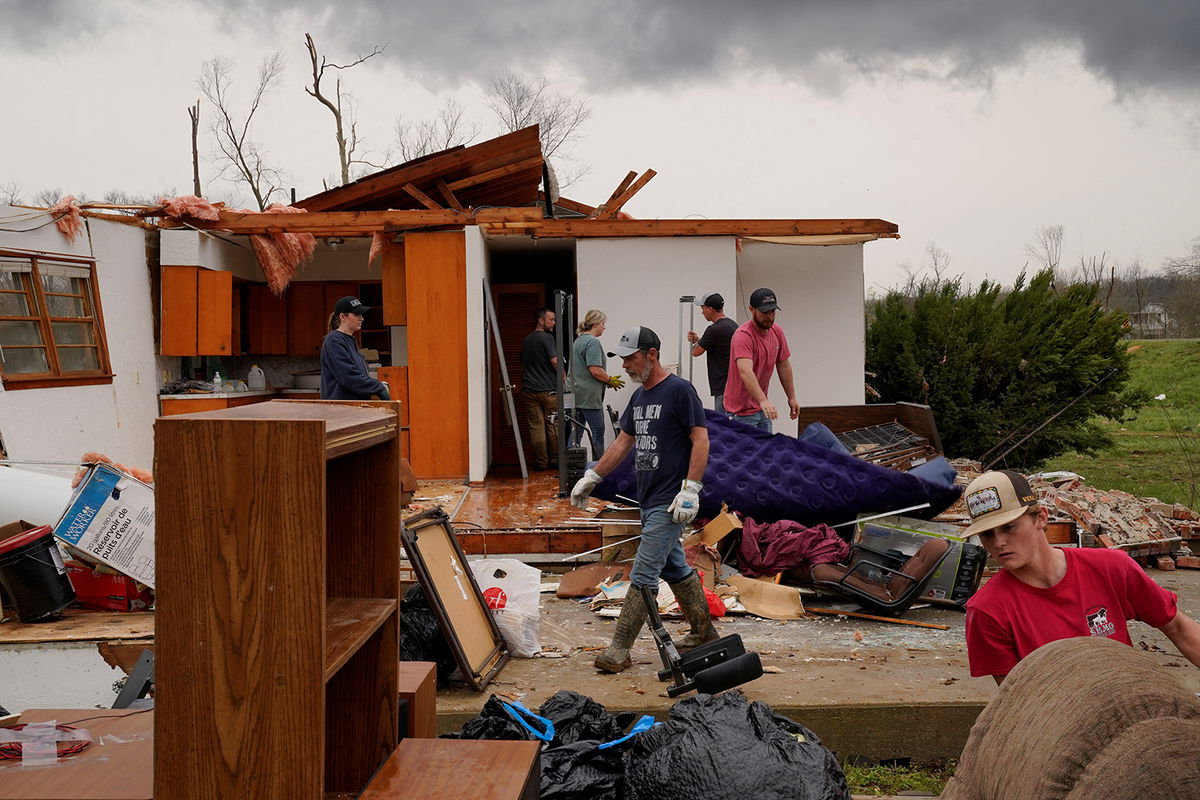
left=554, top=290, right=574, bottom=496
left=679, top=295, right=695, bottom=383
left=482, top=277, right=527, bottom=478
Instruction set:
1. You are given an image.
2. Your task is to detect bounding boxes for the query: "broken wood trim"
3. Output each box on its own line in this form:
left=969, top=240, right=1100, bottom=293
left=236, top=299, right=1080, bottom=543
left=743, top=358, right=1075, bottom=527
left=435, top=178, right=465, bottom=211
left=403, top=183, right=443, bottom=210
left=531, top=218, right=901, bottom=238
left=591, top=171, right=637, bottom=218
left=540, top=193, right=596, bottom=216
left=597, top=169, right=656, bottom=219
left=805, top=607, right=951, bottom=630
left=445, top=155, right=545, bottom=193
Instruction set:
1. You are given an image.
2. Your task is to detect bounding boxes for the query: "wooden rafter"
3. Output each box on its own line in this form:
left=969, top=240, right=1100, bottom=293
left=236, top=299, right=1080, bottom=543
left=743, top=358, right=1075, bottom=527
left=403, top=183, right=443, bottom=210
left=528, top=218, right=900, bottom=239
left=445, top=155, right=545, bottom=193
left=156, top=207, right=539, bottom=235
left=435, top=179, right=464, bottom=211
left=596, top=169, right=656, bottom=219
left=591, top=171, right=637, bottom=218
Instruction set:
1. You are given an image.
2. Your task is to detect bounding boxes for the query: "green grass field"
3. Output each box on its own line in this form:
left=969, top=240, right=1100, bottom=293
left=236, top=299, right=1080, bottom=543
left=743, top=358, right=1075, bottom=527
left=1046, top=339, right=1200, bottom=508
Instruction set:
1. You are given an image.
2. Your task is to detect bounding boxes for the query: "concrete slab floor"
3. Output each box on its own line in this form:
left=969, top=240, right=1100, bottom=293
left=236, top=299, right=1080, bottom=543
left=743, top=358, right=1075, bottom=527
left=434, top=567, right=1200, bottom=761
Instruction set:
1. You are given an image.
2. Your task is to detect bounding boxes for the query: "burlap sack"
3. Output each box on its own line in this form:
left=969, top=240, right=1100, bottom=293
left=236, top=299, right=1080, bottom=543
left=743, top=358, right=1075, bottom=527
left=941, top=636, right=1200, bottom=800
left=1065, top=717, right=1200, bottom=800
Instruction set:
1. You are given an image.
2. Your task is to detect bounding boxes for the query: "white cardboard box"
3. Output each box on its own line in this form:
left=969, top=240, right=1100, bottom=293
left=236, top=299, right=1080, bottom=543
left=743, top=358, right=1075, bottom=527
left=52, top=463, right=155, bottom=588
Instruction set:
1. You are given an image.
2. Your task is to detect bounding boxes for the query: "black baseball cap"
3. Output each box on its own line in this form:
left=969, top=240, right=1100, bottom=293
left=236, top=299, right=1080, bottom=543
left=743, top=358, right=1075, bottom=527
left=750, top=288, right=780, bottom=312
left=334, top=296, right=370, bottom=315
left=695, top=292, right=724, bottom=309
left=608, top=326, right=661, bottom=357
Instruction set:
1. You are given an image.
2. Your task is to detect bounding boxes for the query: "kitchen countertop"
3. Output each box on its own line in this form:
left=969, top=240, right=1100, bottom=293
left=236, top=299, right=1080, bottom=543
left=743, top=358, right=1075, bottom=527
left=158, top=389, right=276, bottom=400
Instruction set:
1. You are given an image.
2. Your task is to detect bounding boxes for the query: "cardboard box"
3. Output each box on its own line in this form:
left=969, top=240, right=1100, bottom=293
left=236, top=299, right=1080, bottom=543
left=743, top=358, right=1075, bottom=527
left=852, top=515, right=987, bottom=607
left=53, top=463, right=155, bottom=588
left=65, top=559, right=154, bottom=612
left=683, top=503, right=742, bottom=548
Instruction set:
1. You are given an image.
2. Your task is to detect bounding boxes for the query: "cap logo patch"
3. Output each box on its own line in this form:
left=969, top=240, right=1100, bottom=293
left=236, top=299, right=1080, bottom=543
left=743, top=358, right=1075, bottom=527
left=967, top=487, right=1002, bottom=519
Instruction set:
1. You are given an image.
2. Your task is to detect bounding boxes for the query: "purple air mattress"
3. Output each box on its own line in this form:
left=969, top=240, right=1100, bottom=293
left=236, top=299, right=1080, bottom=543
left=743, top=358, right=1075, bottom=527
left=593, top=410, right=961, bottom=526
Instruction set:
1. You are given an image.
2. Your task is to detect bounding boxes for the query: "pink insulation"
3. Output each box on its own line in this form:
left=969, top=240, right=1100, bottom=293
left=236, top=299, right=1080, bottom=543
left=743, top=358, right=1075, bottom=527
left=157, top=195, right=221, bottom=221
left=48, top=195, right=84, bottom=242
left=248, top=204, right=317, bottom=294
left=368, top=231, right=394, bottom=266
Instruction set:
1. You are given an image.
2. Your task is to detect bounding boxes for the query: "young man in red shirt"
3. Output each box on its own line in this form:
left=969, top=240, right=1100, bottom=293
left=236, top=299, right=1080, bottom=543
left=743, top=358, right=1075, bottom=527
left=962, top=470, right=1200, bottom=683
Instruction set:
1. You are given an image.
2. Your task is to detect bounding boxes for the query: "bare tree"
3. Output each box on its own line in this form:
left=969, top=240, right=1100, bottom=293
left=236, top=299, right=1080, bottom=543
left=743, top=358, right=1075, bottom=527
left=1025, top=224, right=1064, bottom=280
left=101, top=188, right=177, bottom=215
left=485, top=75, right=592, bottom=185
left=1163, top=238, right=1200, bottom=337
left=197, top=54, right=286, bottom=211
left=393, top=97, right=479, bottom=162
left=303, top=33, right=385, bottom=186
left=1, top=181, right=24, bottom=206
left=32, top=188, right=64, bottom=207
left=188, top=100, right=202, bottom=196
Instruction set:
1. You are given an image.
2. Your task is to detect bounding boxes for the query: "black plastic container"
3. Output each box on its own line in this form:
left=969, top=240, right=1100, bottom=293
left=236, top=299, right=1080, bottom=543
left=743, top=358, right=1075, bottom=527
left=0, top=525, right=76, bottom=623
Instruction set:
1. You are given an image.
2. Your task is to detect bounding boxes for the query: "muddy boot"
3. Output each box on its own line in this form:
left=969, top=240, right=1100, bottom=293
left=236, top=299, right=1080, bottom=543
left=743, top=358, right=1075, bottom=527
left=670, top=572, right=719, bottom=650
left=594, top=583, right=649, bottom=673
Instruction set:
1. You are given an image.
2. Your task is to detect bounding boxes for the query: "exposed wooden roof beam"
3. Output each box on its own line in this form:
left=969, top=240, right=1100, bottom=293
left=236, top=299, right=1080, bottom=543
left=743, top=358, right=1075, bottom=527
left=158, top=207, right=541, bottom=235
left=596, top=169, right=656, bottom=219
left=592, top=171, right=637, bottom=218
left=445, top=156, right=545, bottom=192
left=528, top=218, right=900, bottom=238
left=403, top=183, right=443, bottom=210
left=435, top=179, right=464, bottom=211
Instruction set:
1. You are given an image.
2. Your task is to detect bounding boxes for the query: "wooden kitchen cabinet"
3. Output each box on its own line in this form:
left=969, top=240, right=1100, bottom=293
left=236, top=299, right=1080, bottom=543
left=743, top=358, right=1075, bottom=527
left=161, top=266, right=239, bottom=356
left=245, top=283, right=288, bottom=354
left=287, top=282, right=328, bottom=356
left=196, top=268, right=234, bottom=355
left=154, top=400, right=401, bottom=800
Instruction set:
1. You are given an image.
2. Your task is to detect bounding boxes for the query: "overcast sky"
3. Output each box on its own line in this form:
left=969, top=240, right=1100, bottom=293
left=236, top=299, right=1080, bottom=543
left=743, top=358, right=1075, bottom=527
left=4, top=1, right=1198, bottom=291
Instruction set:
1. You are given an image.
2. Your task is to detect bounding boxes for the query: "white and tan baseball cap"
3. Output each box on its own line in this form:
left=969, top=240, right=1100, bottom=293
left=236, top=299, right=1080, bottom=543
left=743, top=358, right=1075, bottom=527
left=962, top=470, right=1039, bottom=537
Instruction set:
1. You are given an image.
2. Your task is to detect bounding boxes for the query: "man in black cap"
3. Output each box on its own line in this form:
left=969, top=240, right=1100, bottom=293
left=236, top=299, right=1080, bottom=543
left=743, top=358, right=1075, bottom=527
left=320, top=296, right=390, bottom=400
left=569, top=325, right=716, bottom=673
left=687, top=292, right=738, bottom=413
left=724, top=287, right=799, bottom=433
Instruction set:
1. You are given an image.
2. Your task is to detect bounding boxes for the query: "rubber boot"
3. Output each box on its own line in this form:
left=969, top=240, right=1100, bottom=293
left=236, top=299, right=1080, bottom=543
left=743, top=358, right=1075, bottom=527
left=670, top=572, right=719, bottom=650
left=594, top=583, right=649, bottom=673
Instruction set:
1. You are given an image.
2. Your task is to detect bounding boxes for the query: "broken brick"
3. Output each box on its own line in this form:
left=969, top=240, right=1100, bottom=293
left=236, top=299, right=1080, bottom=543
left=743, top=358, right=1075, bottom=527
left=1155, top=556, right=1176, bottom=571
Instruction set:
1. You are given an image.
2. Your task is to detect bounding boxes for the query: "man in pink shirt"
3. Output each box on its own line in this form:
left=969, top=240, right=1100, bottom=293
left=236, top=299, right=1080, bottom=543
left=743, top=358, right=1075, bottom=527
left=723, top=287, right=800, bottom=433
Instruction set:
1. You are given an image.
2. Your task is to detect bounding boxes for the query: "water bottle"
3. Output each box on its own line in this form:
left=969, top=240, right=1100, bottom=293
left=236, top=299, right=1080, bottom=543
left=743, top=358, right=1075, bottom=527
left=247, top=365, right=266, bottom=391
left=212, top=370, right=222, bottom=392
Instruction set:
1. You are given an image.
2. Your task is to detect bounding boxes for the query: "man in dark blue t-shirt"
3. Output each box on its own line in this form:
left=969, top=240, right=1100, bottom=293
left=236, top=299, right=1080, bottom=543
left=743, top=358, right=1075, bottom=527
left=569, top=326, right=715, bottom=673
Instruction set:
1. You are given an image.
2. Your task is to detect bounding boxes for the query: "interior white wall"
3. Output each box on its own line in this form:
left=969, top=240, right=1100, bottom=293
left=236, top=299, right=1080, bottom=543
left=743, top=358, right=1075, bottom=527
left=735, top=240, right=866, bottom=432
left=576, top=238, right=737, bottom=418
left=464, top=227, right=489, bottom=483
left=0, top=212, right=160, bottom=470
left=162, top=229, right=383, bottom=281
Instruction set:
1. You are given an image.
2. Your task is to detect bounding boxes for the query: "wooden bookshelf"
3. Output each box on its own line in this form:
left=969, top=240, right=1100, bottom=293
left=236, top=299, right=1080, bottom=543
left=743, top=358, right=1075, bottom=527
left=154, top=400, right=402, bottom=800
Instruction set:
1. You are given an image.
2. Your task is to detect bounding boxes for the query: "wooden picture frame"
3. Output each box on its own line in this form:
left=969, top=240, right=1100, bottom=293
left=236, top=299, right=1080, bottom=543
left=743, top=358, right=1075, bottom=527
left=402, top=507, right=509, bottom=691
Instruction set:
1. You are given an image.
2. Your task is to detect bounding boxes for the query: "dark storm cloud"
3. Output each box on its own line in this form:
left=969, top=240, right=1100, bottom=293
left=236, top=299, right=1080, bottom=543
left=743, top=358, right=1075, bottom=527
left=7, top=1, right=1199, bottom=95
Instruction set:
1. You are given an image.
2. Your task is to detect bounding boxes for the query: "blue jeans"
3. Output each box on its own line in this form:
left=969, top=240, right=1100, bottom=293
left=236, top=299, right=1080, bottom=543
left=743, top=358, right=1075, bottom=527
left=570, top=408, right=606, bottom=459
left=630, top=506, right=694, bottom=588
left=729, top=409, right=772, bottom=433
left=713, top=393, right=726, bottom=414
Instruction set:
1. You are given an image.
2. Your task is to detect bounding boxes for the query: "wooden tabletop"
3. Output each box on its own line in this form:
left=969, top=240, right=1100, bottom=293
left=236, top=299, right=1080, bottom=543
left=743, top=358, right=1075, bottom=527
left=0, top=708, right=153, bottom=799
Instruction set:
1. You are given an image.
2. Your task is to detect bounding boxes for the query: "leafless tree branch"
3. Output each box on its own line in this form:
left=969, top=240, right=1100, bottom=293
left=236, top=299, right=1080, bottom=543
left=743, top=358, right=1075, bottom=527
left=393, top=96, right=480, bottom=162
left=304, top=33, right=384, bottom=185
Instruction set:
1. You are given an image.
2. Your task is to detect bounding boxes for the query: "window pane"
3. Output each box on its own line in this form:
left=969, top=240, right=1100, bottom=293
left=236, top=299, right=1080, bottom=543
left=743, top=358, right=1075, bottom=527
left=47, top=294, right=87, bottom=317
left=52, top=321, right=95, bottom=345
left=0, top=320, right=44, bottom=346
left=0, top=272, right=27, bottom=291
left=58, top=346, right=100, bottom=372
left=41, top=275, right=73, bottom=294
left=1, top=346, right=49, bottom=374
left=0, top=292, right=30, bottom=316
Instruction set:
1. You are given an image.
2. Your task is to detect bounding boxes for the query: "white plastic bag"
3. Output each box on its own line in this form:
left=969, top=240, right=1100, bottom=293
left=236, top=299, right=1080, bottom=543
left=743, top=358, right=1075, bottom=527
left=469, top=558, right=542, bottom=657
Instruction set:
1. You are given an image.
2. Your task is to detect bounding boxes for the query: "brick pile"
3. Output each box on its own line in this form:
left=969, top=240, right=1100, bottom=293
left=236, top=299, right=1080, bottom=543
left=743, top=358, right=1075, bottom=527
left=937, top=459, right=1199, bottom=568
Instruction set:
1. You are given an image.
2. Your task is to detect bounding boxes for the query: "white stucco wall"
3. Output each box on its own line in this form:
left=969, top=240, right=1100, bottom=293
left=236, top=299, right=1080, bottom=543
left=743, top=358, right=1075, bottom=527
left=735, top=240, right=867, bottom=424
left=576, top=237, right=738, bottom=417
left=0, top=211, right=160, bottom=470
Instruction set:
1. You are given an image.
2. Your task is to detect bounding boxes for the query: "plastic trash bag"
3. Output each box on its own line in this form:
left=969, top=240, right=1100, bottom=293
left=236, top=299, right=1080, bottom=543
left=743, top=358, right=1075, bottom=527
left=539, top=690, right=636, bottom=746
left=470, top=558, right=542, bottom=657
left=540, top=739, right=624, bottom=800
left=399, top=583, right=456, bottom=686
left=623, top=691, right=850, bottom=800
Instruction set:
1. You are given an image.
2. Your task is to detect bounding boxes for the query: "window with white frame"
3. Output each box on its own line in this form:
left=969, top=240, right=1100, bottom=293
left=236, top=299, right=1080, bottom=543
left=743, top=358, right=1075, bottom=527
left=0, top=252, right=112, bottom=387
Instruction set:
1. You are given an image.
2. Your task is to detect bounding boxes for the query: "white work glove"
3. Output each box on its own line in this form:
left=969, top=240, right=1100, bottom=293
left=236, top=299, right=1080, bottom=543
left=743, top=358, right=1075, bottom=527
left=668, top=479, right=703, bottom=525
left=570, top=469, right=604, bottom=510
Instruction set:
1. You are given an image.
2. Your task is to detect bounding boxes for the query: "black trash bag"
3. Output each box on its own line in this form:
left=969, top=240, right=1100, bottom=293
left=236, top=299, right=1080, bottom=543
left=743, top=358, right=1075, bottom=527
left=540, top=739, right=624, bottom=800
left=623, top=691, right=850, bottom=800
left=441, top=694, right=545, bottom=741
left=399, top=583, right=456, bottom=686
left=539, top=690, right=636, bottom=746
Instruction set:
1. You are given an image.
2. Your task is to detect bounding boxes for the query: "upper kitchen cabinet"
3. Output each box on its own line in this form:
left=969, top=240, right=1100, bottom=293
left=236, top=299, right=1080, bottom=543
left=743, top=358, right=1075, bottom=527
left=161, top=266, right=241, bottom=357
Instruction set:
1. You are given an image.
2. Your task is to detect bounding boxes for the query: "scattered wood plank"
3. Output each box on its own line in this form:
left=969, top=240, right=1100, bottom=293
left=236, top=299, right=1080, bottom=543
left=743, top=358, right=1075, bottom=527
left=445, top=155, right=545, bottom=193
left=0, top=609, right=154, bottom=644
left=435, top=178, right=465, bottom=211
left=592, top=171, right=637, bottom=218
left=805, top=607, right=951, bottom=630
